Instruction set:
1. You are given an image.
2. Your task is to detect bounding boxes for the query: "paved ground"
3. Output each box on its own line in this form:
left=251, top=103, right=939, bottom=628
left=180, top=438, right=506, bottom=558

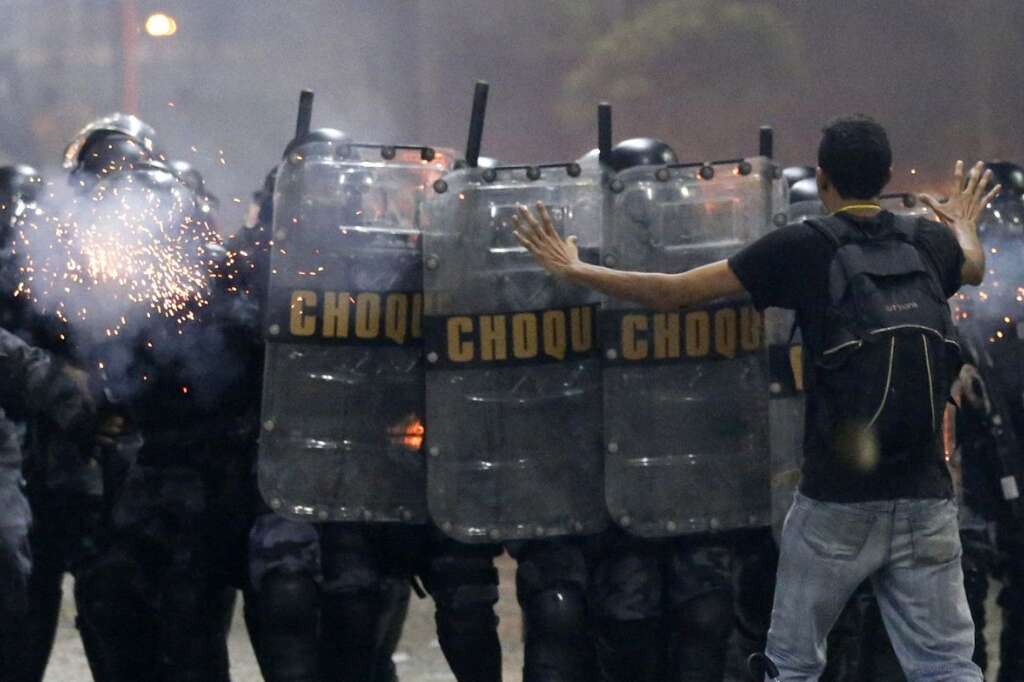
left=43, top=555, right=1002, bottom=681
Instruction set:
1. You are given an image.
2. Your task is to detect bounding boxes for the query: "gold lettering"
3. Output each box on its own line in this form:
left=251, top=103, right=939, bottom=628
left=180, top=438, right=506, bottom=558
left=447, top=317, right=474, bottom=362
left=322, top=292, right=350, bottom=338
left=512, top=313, right=538, bottom=359
left=714, top=308, right=737, bottom=358
left=289, top=290, right=317, bottom=337
left=740, top=306, right=761, bottom=351
left=384, top=294, right=408, bottom=344
left=354, top=293, right=381, bottom=339
left=685, top=311, right=710, bottom=357
left=622, top=315, right=648, bottom=360
left=789, top=346, right=805, bottom=392
left=480, top=315, right=508, bottom=361
left=410, top=293, right=423, bottom=339
left=570, top=306, right=593, bottom=352
left=542, top=310, right=567, bottom=360
left=653, top=313, right=680, bottom=359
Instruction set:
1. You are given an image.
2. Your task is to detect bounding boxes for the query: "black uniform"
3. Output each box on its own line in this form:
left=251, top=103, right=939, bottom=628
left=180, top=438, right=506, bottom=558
left=241, top=161, right=502, bottom=682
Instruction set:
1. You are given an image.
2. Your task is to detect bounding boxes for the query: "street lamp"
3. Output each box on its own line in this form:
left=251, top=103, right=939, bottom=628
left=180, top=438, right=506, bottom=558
left=145, top=12, right=178, bottom=37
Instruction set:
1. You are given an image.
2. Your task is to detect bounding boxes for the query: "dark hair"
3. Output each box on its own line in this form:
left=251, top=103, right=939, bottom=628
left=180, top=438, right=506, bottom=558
left=817, top=115, right=892, bottom=199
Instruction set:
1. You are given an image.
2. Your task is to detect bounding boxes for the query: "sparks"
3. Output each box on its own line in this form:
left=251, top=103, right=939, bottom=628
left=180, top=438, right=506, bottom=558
left=11, top=175, right=223, bottom=336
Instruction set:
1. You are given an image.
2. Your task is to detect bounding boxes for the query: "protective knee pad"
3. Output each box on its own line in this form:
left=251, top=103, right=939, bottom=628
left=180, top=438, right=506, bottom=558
left=522, top=586, right=593, bottom=682
left=668, top=590, right=734, bottom=682
left=256, top=572, right=320, bottom=682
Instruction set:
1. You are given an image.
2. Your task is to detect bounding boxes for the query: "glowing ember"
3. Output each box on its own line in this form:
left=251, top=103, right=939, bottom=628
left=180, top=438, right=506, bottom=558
left=388, top=414, right=425, bottom=451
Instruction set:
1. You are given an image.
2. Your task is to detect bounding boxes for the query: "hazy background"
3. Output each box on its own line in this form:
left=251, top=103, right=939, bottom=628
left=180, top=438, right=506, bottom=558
left=1, top=0, right=1021, bottom=228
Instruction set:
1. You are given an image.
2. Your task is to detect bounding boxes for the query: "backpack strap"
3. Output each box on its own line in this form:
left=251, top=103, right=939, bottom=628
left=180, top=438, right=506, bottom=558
left=802, top=215, right=845, bottom=249
left=888, top=213, right=920, bottom=242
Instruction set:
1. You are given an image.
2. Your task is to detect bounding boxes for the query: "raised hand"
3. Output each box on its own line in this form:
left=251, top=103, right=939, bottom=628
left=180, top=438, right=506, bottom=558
left=920, top=160, right=1001, bottom=232
left=511, top=202, right=580, bottom=278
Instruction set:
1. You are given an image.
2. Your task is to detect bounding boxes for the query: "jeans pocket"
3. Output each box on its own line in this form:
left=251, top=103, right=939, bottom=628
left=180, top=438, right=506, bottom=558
left=910, top=500, right=961, bottom=565
left=798, top=501, right=874, bottom=560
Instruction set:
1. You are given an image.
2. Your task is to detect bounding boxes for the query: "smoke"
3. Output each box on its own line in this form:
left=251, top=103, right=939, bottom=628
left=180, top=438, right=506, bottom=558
left=954, top=202, right=1024, bottom=348
left=9, top=169, right=240, bottom=409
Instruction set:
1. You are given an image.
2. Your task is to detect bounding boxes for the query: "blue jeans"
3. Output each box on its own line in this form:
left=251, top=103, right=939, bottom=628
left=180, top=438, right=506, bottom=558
left=765, top=492, right=982, bottom=681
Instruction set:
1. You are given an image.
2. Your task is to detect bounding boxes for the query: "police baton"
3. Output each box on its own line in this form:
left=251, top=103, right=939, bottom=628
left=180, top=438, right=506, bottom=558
left=295, top=89, right=314, bottom=140
left=464, top=81, right=489, bottom=168
left=598, top=102, right=612, bottom=164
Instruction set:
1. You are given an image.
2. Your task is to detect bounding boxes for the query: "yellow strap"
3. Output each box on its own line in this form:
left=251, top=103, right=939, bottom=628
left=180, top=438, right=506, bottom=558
left=831, top=203, right=882, bottom=216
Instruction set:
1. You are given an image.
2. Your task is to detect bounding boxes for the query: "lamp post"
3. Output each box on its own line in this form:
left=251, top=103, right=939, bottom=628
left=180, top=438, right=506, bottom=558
left=119, top=0, right=138, bottom=113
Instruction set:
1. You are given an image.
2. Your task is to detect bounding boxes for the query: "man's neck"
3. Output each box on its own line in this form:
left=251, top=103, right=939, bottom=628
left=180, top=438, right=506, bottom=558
left=825, top=196, right=882, bottom=217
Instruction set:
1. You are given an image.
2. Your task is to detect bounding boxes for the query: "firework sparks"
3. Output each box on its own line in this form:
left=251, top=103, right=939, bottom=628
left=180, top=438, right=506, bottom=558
left=11, top=171, right=226, bottom=338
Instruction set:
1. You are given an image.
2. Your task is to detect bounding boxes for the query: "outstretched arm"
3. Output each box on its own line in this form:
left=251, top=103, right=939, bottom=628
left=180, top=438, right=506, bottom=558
left=921, top=161, right=1001, bottom=286
left=511, top=203, right=747, bottom=311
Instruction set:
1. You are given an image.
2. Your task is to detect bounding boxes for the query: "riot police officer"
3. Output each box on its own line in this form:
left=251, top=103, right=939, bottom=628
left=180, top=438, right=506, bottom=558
left=0, top=164, right=98, bottom=679
left=55, top=113, right=241, bottom=682
left=246, top=127, right=502, bottom=682
left=966, top=160, right=1024, bottom=681
left=0, top=162, right=123, bottom=682
left=583, top=139, right=740, bottom=682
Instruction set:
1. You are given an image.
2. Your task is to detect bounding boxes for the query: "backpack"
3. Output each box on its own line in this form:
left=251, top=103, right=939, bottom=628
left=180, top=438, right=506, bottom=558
left=804, top=212, right=962, bottom=461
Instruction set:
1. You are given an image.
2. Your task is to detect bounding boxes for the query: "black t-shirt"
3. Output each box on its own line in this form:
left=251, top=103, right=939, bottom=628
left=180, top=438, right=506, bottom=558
left=728, top=210, right=965, bottom=502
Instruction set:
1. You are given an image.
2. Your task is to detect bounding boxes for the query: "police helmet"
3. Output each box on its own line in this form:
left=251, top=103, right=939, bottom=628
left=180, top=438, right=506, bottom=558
left=783, top=165, right=816, bottom=188
left=789, top=178, right=819, bottom=204
left=985, top=161, right=1024, bottom=201
left=607, top=138, right=678, bottom=172
left=170, top=160, right=218, bottom=205
left=63, top=113, right=160, bottom=171
left=282, top=127, right=350, bottom=159
left=0, top=164, right=43, bottom=205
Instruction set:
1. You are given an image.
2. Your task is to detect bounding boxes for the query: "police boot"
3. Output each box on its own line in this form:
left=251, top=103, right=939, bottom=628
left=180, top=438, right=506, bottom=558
left=156, top=571, right=229, bottom=682
left=962, top=553, right=989, bottom=672
left=593, top=617, right=661, bottom=682
left=999, top=578, right=1024, bottom=682
left=319, top=589, right=381, bottom=682
left=426, top=553, right=502, bottom=682
left=207, top=586, right=237, bottom=682
left=10, top=541, right=63, bottom=682
left=256, top=571, right=321, bottom=682
left=521, top=586, right=594, bottom=682
left=667, top=590, right=733, bottom=682
left=373, top=578, right=410, bottom=682
left=73, top=550, right=158, bottom=682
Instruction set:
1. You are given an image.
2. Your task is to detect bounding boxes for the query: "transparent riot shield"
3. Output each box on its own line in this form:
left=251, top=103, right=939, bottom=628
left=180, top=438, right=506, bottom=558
left=259, top=144, right=452, bottom=523
left=602, top=158, right=787, bottom=537
left=422, top=164, right=607, bottom=543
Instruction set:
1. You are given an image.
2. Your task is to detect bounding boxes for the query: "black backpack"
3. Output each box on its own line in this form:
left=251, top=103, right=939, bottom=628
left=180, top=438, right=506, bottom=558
left=805, top=212, right=962, bottom=460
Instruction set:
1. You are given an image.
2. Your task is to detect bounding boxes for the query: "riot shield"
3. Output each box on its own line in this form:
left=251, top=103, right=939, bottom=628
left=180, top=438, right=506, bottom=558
left=259, top=144, right=451, bottom=523
left=422, top=163, right=607, bottom=543
left=602, top=158, right=786, bottom=537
